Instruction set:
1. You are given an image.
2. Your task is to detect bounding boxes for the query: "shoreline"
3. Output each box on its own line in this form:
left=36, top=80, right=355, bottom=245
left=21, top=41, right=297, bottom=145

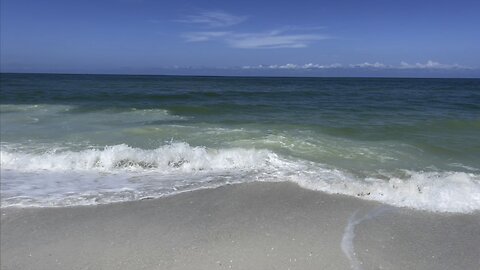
left=2, top=182, right=479, bottom=270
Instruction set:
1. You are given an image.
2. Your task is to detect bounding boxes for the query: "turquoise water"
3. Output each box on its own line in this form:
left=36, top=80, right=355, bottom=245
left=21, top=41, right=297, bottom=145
left=1, top=73, right=479, bottom=212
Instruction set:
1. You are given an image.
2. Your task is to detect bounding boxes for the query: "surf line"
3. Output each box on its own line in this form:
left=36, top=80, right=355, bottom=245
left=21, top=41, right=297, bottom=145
left=341, top=206, right=391, bottom=270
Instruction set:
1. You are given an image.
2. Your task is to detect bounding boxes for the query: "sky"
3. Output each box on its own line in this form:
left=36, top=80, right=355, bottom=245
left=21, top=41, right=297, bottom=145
left=1, top=0, right=480, bottom=77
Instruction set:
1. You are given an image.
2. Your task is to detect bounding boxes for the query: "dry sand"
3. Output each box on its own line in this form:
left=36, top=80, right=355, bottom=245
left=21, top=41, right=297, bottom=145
left=1, top=182, right=479, bottom=270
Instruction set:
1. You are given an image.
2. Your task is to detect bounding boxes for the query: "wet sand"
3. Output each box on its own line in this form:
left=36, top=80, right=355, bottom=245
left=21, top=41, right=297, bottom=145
left=1, top=182, right=479, bottom=270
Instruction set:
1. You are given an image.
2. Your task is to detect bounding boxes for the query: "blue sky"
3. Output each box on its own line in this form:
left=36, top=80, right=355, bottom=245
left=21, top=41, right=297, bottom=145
left=1, top=0, right=479, bottom=77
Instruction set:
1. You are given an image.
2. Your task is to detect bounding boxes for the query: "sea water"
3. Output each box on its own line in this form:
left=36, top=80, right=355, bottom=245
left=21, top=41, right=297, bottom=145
left=1, top=73, right=479, bottom=212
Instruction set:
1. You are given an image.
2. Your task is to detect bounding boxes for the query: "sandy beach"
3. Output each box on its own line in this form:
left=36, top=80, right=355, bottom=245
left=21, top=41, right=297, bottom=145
left=2, top=1, right=480, bottom=269
left=1, top=182, right=479, bottom=270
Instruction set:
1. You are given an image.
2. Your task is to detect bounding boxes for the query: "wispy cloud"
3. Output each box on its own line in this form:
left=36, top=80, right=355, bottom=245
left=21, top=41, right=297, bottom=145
left=182, top=31, right=230, bottom=42
left=241, top=61, right=471, bottom=70
left=177, top=11, right=247, bottom=28
left=349, top=62, right=387, bottom=68
left=178, top=10, right=329, bottom=49
left=242, top=63, right=343, bottom=69
left=399, top=60, right=468, bottom=69
left=183, top=29, right=329, bottom=49
left=227, top=31, right=328, bottom=49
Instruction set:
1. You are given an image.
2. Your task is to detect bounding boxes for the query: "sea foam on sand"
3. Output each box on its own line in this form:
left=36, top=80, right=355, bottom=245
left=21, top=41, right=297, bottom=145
left=1, top=182, right=479, bottom=270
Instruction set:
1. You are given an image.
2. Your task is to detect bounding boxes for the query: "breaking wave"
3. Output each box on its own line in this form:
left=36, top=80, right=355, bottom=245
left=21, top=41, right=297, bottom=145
left=1, top=143, right=479, bottom=213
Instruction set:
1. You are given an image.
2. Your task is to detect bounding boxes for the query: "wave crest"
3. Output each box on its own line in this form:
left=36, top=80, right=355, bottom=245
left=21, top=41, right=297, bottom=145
left=1, top=143, right=278, bottom=172
left=1, top=143, right=479, bottom=213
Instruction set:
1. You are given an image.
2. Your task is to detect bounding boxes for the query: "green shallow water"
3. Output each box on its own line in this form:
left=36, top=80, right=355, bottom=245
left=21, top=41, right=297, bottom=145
left=1, top=73, right=479, bottom=211
left=2, top=74, right=479, bottom=171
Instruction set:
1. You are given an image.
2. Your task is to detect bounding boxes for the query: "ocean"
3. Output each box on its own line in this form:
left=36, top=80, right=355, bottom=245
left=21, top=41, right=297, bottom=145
left=1, top=73, right=479, bottom=213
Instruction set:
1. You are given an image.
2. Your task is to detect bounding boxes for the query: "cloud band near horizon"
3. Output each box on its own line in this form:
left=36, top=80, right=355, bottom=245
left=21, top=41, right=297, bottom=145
left=241, top=61, right=472, bottom=70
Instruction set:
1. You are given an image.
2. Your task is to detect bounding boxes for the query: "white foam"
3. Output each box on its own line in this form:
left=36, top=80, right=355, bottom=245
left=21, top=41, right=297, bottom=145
left=1, top=143, right=479, bottom=213
left=292, top=169, right=480, bottom=213
left=1, top=143, right=277, bottom=172
left=0, top=143, right=286, bottom=207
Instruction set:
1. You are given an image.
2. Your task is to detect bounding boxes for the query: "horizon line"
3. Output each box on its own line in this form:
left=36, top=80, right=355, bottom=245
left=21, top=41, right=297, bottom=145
left=1, top=71, right=480, bottom=80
